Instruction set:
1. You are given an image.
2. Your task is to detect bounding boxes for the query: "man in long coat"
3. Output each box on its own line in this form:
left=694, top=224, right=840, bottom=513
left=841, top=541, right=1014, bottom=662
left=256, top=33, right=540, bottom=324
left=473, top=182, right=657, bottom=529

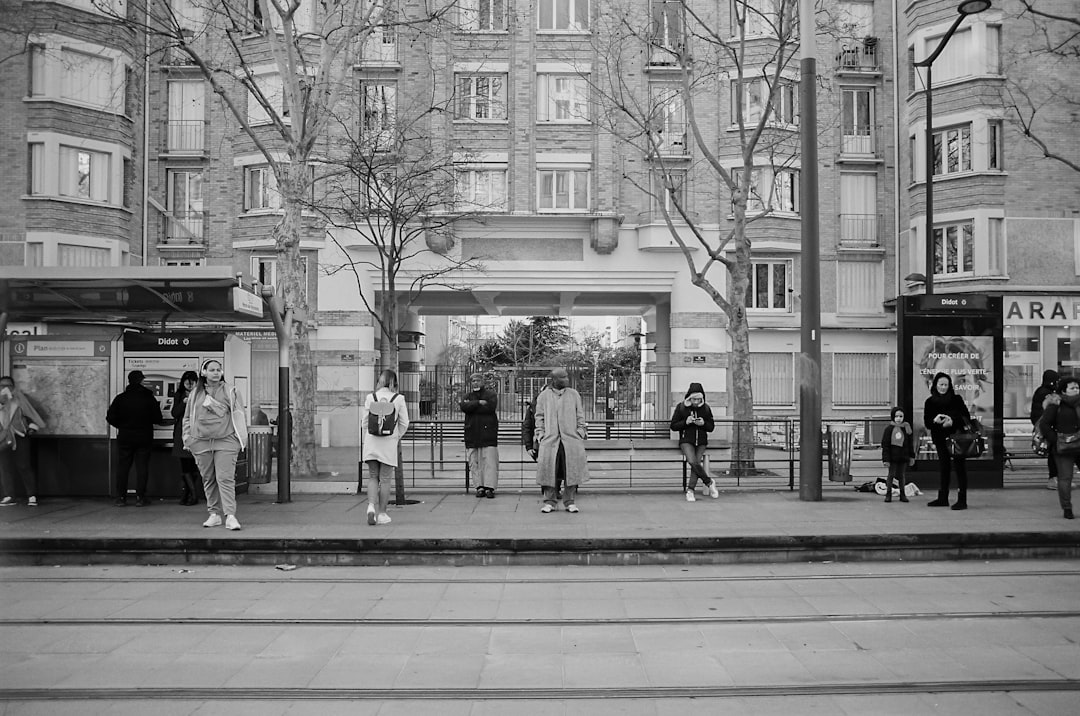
left=534, top=367, right=589, bottom=513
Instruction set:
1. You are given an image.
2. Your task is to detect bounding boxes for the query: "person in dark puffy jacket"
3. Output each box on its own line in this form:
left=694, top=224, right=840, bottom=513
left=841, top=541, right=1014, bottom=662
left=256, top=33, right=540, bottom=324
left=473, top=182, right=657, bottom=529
left=1030, top=369, right=1060, bottom=491
left=106, top=370, right=164, bottom=507
left=1038, top=375, right=1080, bottom=520
left=460, top=372, right=499, bottom=498
left=670, top=382, right=717, bottom=502
left=880, top=406, right=915, bottom=503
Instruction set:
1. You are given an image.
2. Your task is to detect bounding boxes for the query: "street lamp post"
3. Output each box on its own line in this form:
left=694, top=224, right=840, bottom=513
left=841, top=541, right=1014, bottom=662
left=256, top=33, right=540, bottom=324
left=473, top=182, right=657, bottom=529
left=914, top=1, right=992, bottom=296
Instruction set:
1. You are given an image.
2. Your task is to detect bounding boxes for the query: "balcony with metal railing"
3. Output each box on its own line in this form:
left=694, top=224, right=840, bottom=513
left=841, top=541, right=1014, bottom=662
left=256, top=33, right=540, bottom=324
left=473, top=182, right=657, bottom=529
left=838, top=213, right=881, bottom=248
left=835, top=38, right=880, bottom=73
left=839, top=126, right=879, bottom=158
left=165, top=120, right=205, bottom=154
left=161, top=211, right=208, bottom=248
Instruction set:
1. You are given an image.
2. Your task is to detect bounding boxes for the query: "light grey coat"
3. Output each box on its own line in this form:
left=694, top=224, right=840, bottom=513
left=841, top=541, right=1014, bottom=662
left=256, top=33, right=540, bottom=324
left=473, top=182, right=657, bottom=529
left=533, top=386, right=589, bottom=487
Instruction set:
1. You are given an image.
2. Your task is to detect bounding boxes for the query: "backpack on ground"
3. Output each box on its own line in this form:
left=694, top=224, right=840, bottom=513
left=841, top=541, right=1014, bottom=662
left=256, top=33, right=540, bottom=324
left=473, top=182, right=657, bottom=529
left=367, top=393, right=400, bottom=437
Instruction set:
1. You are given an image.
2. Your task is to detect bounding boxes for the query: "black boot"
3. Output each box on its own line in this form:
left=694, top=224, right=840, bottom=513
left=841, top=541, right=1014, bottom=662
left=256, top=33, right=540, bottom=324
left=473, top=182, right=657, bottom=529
left=180, top=473, right=198, bottom=506
left=898, top=476, right=909, bottom=502
left=884, top=477, right=893, bottom=503
left=951, top=492, right=967, bottom=510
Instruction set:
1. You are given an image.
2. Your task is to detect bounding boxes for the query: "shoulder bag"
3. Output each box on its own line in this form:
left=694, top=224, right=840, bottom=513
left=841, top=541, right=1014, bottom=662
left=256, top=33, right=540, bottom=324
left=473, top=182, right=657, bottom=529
left=947, top=420, right=985, bottom=459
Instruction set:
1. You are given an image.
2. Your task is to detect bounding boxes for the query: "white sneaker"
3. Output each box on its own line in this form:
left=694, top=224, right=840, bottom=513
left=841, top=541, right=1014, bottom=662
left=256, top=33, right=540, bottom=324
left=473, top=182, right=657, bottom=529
left=225, top=515, right=241, bottom=531
left=685, top=490, right=696, bottom=502
left=708, top=482, right=719, bottom=499
left=376, top=513, right=391, bottom=525
left=27, top=496, right=38, bottom=507
left=1048, top=478, right=1058, bottom=490
left=541, top=504, right=554, bottom=513
left=0, top=497, right=14, bottom=507
left=202, top=513, right=222, bottom=528
left=566, top=504, right=579, bottom=513
left=366, top=504, right=376, bottom=525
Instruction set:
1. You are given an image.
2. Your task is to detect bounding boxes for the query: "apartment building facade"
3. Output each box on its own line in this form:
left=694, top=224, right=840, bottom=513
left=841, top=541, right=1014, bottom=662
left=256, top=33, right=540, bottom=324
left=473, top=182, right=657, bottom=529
left=1, top=1, right=1076, bottom=448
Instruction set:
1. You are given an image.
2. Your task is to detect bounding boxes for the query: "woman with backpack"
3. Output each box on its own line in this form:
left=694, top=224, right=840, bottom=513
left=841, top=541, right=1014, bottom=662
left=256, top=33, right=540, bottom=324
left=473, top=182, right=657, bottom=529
left=1038, top=375, right=1080, bottom=520
left=361, top=369, right=409, bottom=526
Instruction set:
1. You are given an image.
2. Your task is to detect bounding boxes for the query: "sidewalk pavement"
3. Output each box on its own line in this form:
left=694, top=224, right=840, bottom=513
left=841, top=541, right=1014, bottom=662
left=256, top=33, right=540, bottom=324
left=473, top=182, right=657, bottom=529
left=0, top=480, right=1077, bottom=566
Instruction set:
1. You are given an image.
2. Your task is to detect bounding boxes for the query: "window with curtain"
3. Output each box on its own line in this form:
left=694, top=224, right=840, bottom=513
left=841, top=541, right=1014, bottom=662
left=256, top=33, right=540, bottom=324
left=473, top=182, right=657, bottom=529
left=537, top=168, right=589, bottom=211
left=751, top=353, right=794, bottom=405
left=840, top=87, right=873, bottom=153
left=59, top=146, right=109, bottom=202
left=651, top=169, right=686, bottom=218
left=456, top=74, right=507, bottom=120
left=248, top=73, right=285, bottom=125
left=168, top=80, right=205, bottom=152
left=833, top=353, right=889, bottom=405
left=932, top=124, right=971, bottom=176
left=650, top=0, right=684, bottom=54
left=456, top=168, right=507, bottom=211
left=60, top=48, right=115, bottom=110
left=933, top=221, right=974, bottom=277
left=359, top=81, right=397, bottom=149
left=244, top=165, right=279, bottom=211
left=460, top=0, right=506, bottom=31
left=731, top=77, right=797, bottom=126
left=649, top=84, right=687, bottom=154
left=836, top=261, right=882, bottom=315
left=537, top=74, right=589, bottom=121
left=538, top=0, right=589, bottom=31
left=746, top=260, right=790, bottom=311
left=735, top=167, right=799, bottom=214
left=57, top=243, right=110, bottom=267
left=839, top=172, right=877, bottom=245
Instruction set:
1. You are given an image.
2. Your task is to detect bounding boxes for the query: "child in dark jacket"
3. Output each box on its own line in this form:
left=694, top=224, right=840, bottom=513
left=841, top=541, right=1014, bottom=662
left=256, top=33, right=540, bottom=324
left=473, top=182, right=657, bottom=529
left=880, top=406, right=915, bottom=503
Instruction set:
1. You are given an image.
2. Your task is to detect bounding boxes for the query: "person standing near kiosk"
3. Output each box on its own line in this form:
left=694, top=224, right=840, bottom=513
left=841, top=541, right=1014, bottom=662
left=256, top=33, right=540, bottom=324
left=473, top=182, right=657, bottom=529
left=106, top=370, right=163, bottom=507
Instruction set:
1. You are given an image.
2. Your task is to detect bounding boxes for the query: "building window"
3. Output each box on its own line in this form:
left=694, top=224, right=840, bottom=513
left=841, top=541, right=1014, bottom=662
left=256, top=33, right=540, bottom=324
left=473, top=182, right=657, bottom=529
left=732, top=0, right=784, bottom=38
left=28, top=143, right=44, bottom=195
left=538, top=0, right=589, bottom=31
left=651, top=169, right=686, bottom=218
left=58, top=243, right=110, bottom=266
left=167, top=170, right=205, bottom=242
left=251, top=256, right=307, bottom=296
left=248, top=72, right=285, bottom=125
left=537, top=168, right=589, bottom=211
left=460, top=0, right=506, bottom=31
left=839, top=173, right=877, bottom=245
left=836, top=260, right=882, bottom=314
left=244, top=166, right=280, bottom=211
left=456, top=74, right=507, bottom=120
left=988, top=120, right=1004, bottom=170
left=163, top=258, right=205, bottom=267
left=922, top=24, right=1000, bottom=85
left=29, top=44, right=46, bottom=97
left=60, top=48, right=115, bottom=109
left=359, top=22, right=397, bottom=64
left=359, top=81, right=397, bottom=149
left=456, top=168, right=507, bottom=212
left=537, top=74, right=589, bottom=122
left=840, top=87, right=874, bottom=154
left=649, top=0, right=685, bottom=62
left=833, top=353, right=890, bottom=406
left=59, top=146, right=109, bottom=202
left=167, top=80, right=205, bottom=152
left=649, top=85, right=687, bottom=155
left=361, top=170, right=395, bottom=214
left=837, top=0, right=873, bottom=38
left=751, top=352, right=794, bottom=405
left=731, top=77, right=797, bottom=126
left=736, top=167, right=799, bottom=214
left=746, top=260, right=790, bottom=311
left=933, top=221, right=974, bottom=277
left=932, top=124, right=971, bottom=176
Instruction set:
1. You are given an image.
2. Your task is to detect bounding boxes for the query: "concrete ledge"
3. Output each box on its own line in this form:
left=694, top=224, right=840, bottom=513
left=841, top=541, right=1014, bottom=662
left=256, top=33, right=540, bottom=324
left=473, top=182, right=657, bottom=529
left=3, top=531, right=1078, bottom=567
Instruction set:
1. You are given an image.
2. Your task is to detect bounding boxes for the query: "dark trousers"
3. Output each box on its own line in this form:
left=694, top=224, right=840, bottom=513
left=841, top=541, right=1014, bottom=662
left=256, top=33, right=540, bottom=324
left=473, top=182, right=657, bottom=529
left=0, top=433, right=37, bottom=497
left=542, top=443, right=576, bottom=506
left=934, top=444, right=968, bottom=500
left=1051, top=452, right=1080, bottom=511
left=116, top=440, right=152, bottom=497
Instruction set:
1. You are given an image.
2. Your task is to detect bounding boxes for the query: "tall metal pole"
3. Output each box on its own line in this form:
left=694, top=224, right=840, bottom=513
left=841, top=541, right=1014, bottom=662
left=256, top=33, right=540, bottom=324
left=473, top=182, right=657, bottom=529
left=798, top=0, right=822, bottom=501
left=924, top=62, right=935, bottom=296
left=263, top=288, right=292, bottom=503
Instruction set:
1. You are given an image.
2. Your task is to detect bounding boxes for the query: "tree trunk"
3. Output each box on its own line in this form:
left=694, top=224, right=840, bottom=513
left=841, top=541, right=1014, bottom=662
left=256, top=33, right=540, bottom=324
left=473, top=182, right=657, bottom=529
left=728, top=210, right=756, bottom=473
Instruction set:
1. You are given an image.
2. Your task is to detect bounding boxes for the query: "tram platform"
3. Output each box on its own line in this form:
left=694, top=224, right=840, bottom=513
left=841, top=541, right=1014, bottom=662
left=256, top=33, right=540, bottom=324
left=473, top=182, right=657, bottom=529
left=0, top=472, right=1077, bottom=566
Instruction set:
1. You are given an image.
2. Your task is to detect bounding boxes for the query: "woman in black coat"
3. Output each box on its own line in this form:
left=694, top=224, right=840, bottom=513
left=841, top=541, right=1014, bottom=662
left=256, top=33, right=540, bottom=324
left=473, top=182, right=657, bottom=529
left=923, top=371, right=973, bottom=510
left=171, top=370, right=201, bottom=506
left=460, top=373, right=499, bottom=498
left=1037, top=375, right=1080, bottom=520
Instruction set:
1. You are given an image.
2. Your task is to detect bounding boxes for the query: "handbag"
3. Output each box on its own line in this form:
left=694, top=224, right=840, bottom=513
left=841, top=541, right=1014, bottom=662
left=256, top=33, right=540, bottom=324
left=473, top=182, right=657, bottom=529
left=1055, top=431, right=1080, bottom=456
left=1032, top=427, right=1050, bottom=458
left=947, top=422, right=985, bottom=458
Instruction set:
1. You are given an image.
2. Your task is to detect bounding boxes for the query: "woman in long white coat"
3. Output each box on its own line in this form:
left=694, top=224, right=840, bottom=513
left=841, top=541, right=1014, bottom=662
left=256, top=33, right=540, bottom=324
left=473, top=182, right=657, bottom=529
left=361, top=369, right=409, bottom=526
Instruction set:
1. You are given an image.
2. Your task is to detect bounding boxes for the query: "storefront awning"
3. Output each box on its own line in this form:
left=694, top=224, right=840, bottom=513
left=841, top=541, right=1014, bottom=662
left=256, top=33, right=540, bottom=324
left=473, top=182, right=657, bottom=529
left=0, top=267, right=266, bottom=327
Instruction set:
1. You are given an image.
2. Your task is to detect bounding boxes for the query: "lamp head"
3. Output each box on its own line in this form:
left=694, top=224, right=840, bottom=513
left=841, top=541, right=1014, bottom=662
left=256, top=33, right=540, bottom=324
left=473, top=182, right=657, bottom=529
left=957, top=0, right=991, bottom=16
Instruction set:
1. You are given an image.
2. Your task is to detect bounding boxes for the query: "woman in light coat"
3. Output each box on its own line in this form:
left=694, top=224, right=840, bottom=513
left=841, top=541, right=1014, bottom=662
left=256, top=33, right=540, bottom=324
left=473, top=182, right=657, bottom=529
left=361, top=369, right=409, bottom=526
left=182, top=359, right=248, bottom=530
left=534, top=367, right=589, bottom=513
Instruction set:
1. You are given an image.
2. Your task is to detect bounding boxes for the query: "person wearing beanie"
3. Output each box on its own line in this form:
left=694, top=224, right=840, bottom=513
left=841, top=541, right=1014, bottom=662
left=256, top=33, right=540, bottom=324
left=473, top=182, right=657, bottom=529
left=880, top=406, right=915, bottom=503
left=1031, top=369, right=1061, bottom=491
left=670, top=382, right=717, bottom=502
left=923, top=372, right=974, bottom=510
left=106, top=370, right=164, bottom=506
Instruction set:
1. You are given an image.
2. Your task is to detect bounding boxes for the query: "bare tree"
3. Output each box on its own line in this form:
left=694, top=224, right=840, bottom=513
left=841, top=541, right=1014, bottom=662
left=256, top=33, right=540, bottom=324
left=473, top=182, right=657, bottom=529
left=90, top=0, right=450, bottom=477
left=590, top=0, right=802, bottom=469
left=1001, top=0, right=1080, bottom=174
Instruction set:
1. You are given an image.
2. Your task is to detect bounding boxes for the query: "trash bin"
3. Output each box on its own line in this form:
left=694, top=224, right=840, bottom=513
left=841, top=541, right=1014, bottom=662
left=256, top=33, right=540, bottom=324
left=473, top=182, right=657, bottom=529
left=248, top=425, right=274, bottom=484
left=827, top=424, right=856, bottom=482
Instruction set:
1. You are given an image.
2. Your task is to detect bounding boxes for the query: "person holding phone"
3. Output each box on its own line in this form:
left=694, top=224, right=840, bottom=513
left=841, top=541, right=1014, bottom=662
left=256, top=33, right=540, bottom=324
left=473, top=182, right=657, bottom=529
left=923, top=372, right=973, bottom=510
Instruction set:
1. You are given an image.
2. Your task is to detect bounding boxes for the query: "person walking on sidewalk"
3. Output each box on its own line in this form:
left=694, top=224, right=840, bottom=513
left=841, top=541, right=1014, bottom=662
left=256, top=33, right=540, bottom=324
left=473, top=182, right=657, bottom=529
left=923, top=372, right=974, bottom=510
left=171, top=370, right=202, bottom=506
left=1037, top=375, right=1080, bottom=520
left=182, top=360, right=248, bottom=531
left=0, top=376, right=47, bottom=507
left=106, top=370, right=163, bottom=507
left=534, top=367, right=589, bottom=513
left=670, top=382, right=718, bottom=502
left=880, top=406, right=915, bottom=503
left=460, top=372, right=500, bottom=499
left=361, top=369, right=409, bottom=526
left=1031, top=369, right=1060, bottom=491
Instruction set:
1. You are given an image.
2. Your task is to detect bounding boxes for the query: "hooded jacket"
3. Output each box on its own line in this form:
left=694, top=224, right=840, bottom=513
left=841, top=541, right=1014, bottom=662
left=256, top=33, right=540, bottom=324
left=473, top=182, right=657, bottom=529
left=106, top=382, right=163, bottom=443
left=880, top=407, right=915, bottom=463
left=670, top=382, right=715, bottom=447
left=1038, top=389, right=1080, bottom=448
left=1030, top=369, right=1060, bottom=426
left=922, top=372, right=972, bottom=448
